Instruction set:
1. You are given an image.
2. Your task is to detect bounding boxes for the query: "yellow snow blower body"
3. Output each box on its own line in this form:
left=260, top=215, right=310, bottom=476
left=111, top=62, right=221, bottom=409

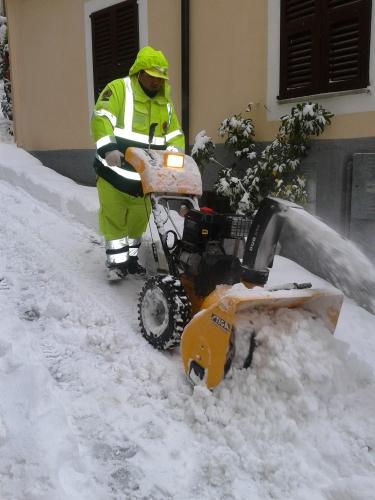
left=180, top=284, right=343, bottom=388
left=124, top=147, right=344, bottom=390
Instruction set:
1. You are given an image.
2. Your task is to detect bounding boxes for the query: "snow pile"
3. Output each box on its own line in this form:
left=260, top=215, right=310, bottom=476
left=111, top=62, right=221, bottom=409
left=0, top=281, right=98, bottom=499
left=0, top=174, right=198, bottom=499
left=182, top=307, right=375, bottom=499
left=0, top=143, right=98, bottom=229
left=0, top=142, right=375, bottom=499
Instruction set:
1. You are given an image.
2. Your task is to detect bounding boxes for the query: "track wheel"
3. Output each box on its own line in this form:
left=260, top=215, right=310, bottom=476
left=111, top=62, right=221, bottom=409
left=138, top=275, right=192, bottom=350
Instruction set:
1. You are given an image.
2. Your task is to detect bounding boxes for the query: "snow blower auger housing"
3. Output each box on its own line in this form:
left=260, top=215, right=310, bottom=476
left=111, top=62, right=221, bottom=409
left=125, top=146, right=344, bottom=389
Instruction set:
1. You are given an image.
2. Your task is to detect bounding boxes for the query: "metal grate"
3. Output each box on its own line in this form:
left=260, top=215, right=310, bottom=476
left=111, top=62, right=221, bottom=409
left=225, top=216, right=252, bottom=239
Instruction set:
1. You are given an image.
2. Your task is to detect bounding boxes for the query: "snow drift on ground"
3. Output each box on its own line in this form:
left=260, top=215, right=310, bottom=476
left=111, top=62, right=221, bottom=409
left=0, top=143, right=375, bottom=500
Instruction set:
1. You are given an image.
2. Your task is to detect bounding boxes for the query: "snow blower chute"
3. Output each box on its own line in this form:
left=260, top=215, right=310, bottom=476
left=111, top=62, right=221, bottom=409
left=124, top=146, right=343, bottom=389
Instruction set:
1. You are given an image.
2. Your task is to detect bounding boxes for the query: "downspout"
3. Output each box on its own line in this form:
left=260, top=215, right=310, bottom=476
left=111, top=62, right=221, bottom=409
left=181, top=0, right=190, bottom=151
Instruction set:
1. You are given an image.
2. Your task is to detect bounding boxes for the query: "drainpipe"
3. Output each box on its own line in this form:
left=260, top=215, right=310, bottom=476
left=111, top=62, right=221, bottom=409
left=181, top=0, right=190, bottom=151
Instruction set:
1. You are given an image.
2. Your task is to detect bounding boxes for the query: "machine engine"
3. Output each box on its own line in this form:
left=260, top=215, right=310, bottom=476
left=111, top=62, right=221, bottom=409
left=176, top=209, right=252, bottom=296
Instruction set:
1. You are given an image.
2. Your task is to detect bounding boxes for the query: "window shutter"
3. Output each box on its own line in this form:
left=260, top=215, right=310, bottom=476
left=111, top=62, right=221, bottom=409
left=279, top=0, right=320, bottom=99
left=323, top=0, right=372, bottom=92
left=279, top=0, right=372, bottom=99
left=91, top=0, right=139, bottom=100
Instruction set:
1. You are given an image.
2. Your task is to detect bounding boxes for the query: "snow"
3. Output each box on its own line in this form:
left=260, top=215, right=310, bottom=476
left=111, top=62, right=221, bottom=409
left=0, top=142, right=375, bottom=499
left=283, top=208, right=375, bottom=315
left=191, top=130, right=212, bottom=157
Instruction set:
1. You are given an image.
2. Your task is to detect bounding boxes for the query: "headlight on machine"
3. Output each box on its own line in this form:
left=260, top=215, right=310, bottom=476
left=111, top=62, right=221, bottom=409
left=164, top=152, right=185, bottom=169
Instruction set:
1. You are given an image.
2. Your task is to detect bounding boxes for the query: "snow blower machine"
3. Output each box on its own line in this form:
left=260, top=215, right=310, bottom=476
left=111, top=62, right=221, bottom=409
left=123, top=145, right=343, bottom=389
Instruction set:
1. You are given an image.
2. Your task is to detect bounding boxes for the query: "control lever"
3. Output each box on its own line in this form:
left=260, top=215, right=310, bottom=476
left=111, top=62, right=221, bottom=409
left=148, top=123, right=158, bottom=152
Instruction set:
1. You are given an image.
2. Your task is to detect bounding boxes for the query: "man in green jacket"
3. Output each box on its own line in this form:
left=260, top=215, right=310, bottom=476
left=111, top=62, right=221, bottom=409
left=91, top=46, right=185, bottom=280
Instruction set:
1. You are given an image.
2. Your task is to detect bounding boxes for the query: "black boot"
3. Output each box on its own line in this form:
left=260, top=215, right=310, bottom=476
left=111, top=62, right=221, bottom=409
left=106, top=262, right=128, bottom=281
left=127, top=256, right=146, bottom=276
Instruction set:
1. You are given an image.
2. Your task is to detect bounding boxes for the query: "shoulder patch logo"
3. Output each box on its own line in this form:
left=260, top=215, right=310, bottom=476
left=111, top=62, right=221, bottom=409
left=100, top=89, right=112, bottom=101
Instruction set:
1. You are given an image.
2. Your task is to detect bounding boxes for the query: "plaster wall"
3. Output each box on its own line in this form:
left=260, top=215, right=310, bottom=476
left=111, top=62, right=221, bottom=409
left=6, top=0, right=375, bottom=150
left=6, top=0, right=91, bottom=150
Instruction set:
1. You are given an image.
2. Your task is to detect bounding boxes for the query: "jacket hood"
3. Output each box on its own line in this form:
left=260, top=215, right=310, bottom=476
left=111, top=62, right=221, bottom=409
left=129, top=46, right=169, bottom=78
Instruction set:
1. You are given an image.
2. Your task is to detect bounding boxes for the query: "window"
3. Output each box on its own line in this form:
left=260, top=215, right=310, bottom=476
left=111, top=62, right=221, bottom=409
left=279, top=0, right=372, bottom=99
left=91, top=0, right=139, bottom=100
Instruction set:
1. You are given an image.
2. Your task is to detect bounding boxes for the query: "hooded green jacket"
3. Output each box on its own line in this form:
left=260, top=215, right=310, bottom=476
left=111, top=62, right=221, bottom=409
left=91, top=46, right=185, bottom=195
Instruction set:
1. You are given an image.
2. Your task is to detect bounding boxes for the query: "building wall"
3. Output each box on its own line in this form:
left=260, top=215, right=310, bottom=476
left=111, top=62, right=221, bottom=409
left=6, top=0, right=92, bottom=150
left=6, top=0, right=375, bottom=150
left=187, top=0, right=375, bottom=142
left=147, top=0, right=181, bottom=120
left=189, top=0, right=268, bottom=145
left=5, top=0, right=182, bottom=151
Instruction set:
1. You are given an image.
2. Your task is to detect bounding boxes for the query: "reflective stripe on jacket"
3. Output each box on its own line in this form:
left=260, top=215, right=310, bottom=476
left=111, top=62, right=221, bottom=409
left=91, top=75, right=185, bottom=195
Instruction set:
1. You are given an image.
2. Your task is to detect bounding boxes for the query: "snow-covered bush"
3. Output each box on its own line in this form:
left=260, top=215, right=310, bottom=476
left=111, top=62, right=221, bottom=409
left=218, top=103, right=256, bottom=161
left=0, top=15, right=13, bottom=137
left=0, top=16, right=6, bottom=71
left=192, top=103, right=333, bottom=215
left=191, top=130, right=215, bottom=174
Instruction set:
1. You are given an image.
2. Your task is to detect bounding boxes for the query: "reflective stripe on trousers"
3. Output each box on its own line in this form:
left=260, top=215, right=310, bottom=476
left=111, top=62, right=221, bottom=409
left=128, top=237, right=141, bottom=257
left=105, top=237, right=129, bottom=265
left=105, top=237, right=141, bottom=265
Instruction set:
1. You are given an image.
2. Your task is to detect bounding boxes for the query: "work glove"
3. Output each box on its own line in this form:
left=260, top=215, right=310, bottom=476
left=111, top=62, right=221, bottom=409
left=105, top=150, right=124, bottom=167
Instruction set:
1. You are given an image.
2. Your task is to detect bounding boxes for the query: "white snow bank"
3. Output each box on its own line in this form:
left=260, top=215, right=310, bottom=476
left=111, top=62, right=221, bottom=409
left=182, top=306, right=375, bottom=500
left=0, top=284, right=97, bottom=500
left=0, top=143, right=98, bottom=229
left=0, top=143, right=375, bottom=499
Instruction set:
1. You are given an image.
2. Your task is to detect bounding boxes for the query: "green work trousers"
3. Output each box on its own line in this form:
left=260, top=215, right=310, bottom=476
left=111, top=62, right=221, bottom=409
left=96, top=177, right=151, bottom=240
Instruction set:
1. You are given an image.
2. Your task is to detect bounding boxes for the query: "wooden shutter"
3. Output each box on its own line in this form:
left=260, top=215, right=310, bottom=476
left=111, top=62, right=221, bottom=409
left=279, top=0, right=372, bottom=99
left=323, top=0, right=372, bottom=93
left=279, top=0, right=320, bottom=99
left=91, top=0, right=139, bottom=100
